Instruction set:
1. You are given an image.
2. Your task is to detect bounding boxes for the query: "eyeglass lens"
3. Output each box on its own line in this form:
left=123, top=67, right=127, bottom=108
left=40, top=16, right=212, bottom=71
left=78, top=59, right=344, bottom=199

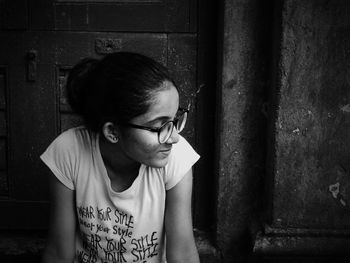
left=159, top=111, right=187, bottom=143
left=176, top=111, right=187, bottom=132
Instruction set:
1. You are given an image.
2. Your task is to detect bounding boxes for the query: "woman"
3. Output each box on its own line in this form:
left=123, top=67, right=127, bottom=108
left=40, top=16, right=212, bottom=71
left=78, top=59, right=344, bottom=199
left=40, top=52, right=200, bottom=263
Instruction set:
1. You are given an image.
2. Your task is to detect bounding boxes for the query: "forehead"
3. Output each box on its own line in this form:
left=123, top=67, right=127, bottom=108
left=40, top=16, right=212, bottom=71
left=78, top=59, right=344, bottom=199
left=134, top=82, right=179, bottom=123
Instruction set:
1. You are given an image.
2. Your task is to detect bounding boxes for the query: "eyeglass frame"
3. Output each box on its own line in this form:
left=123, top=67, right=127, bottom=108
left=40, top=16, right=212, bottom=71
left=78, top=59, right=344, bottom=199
left=120, top=107, right=189, bottom=144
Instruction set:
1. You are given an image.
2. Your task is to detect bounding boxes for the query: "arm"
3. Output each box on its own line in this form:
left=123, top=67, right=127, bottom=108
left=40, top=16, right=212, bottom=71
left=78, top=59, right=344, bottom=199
left=165, top=168, right=200, bottom=263
left=42, top=174, right=77, bottom=263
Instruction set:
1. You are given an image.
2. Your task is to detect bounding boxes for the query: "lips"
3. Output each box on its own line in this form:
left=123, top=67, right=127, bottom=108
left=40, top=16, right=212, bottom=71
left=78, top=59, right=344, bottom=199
left=159, top=147, right=172, bottom=153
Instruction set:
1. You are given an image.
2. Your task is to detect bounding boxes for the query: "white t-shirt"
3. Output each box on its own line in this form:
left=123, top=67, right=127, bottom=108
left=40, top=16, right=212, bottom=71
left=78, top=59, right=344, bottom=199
left=40, top=126, right=200, bottom=263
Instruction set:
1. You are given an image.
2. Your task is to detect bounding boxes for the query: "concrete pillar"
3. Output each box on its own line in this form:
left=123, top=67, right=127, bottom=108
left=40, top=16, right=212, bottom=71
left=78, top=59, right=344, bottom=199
left=215, top=0, right=272, bottom=261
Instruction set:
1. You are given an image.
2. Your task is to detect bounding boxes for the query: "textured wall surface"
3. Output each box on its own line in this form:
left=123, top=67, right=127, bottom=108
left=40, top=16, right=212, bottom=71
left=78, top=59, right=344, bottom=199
left=218, top=0, right=350, bottom=262
left=254, top=0, right=350, bottom=261
left=273, top=0, right=350, bottom=229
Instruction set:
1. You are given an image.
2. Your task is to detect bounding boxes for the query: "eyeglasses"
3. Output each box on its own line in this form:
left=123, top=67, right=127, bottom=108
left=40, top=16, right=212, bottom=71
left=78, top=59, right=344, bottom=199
left=122, top=108, right=189, bottom=144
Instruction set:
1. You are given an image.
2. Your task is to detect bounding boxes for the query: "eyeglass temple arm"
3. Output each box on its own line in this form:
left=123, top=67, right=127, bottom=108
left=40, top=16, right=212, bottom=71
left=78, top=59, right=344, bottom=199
left=124, top=123, right=160, bottom=132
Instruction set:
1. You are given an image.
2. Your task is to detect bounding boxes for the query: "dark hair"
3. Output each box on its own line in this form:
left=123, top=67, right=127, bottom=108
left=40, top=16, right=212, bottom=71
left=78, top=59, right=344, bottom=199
left=66, top=52, right=176, bottom=132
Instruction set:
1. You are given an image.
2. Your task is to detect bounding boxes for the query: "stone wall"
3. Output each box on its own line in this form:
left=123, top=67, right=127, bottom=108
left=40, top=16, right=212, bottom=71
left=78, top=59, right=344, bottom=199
left=216, top=0, right=350, bottom=262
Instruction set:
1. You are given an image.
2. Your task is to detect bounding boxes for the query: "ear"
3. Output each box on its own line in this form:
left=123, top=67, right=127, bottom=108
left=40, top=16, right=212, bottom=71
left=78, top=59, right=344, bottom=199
left=102, top=122, right=119, bottom=143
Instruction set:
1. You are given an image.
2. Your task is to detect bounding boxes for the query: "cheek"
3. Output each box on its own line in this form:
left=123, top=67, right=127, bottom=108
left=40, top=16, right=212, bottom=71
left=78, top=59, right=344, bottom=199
left=123, top=134, right=170, bottom=168
left=136, top=140, right=159, bottom=155
left=123, top=131, right=160, bottom=155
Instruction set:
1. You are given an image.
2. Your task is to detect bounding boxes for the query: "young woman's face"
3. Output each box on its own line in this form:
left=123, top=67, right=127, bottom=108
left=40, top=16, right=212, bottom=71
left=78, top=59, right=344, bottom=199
left=118, top=81, right=180, bottom=168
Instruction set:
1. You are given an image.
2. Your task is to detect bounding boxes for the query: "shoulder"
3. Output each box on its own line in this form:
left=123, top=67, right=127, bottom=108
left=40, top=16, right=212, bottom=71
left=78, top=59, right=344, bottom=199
left=50, top=126, right=93, bottom=150
left=167, top=135, right=200, bottom=169
left=164, top=135, right=200, bottom=190
left=171, top=135, right=198, bottom=157
left=55, top=126, right=89, bottom=141
left=40, top=126, right=94, bottom=190
left=41, top=126, right=95, bottom=165
left=53, top=127, right=78, bottom=146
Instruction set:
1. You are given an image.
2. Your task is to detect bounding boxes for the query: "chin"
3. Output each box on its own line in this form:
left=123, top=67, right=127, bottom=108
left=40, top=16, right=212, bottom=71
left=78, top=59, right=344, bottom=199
left=146, top=156, right=170, bottom=168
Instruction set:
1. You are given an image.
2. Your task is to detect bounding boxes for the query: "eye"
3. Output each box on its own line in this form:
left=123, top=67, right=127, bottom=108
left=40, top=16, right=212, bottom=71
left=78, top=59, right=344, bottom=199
left=148, top=118, right=173, bottom=129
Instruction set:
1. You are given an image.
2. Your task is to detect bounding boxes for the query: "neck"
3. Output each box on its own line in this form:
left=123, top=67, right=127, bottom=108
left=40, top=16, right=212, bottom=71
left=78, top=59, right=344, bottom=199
left=99, top=134, right=140, bottom=177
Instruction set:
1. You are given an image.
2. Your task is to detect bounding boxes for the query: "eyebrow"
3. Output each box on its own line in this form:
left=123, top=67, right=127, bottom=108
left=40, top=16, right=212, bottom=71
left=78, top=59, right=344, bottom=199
left=142, top=107, right=185, bottom=126
left=143, top=116, right=172, bottom=126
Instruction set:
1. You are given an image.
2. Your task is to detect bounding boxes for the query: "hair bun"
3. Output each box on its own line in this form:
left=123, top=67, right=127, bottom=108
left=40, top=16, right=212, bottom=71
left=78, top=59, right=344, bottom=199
left=66, top=58, right=99, bottom=115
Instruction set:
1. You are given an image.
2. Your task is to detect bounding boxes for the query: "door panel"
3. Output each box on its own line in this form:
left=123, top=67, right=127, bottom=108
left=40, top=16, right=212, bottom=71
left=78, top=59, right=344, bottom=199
left=0, top=34, right=57, bottom=202
left=0, top=0, right=215, bottom=233
left=24, top=0, right=196, bottom=32
left=0, top=31, right=200, bottom=228
left=0, top=68, right=8, bottom=196
left=0, top=0, right=28, bottom=30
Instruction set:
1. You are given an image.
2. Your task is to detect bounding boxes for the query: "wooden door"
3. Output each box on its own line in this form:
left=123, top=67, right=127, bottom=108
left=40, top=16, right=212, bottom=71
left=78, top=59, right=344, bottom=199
left=0, top=0, right=217, bottom=234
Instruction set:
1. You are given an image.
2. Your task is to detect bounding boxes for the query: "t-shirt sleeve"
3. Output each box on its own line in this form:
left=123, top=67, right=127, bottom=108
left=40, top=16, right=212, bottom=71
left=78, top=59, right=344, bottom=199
left=164, top=135, right=200, bottom=190
left=40, top=130, right=77, bottom=190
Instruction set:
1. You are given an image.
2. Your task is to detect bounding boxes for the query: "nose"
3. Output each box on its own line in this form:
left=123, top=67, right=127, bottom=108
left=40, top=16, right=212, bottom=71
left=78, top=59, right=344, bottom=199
left=166, top=126, right=180, bottom=144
